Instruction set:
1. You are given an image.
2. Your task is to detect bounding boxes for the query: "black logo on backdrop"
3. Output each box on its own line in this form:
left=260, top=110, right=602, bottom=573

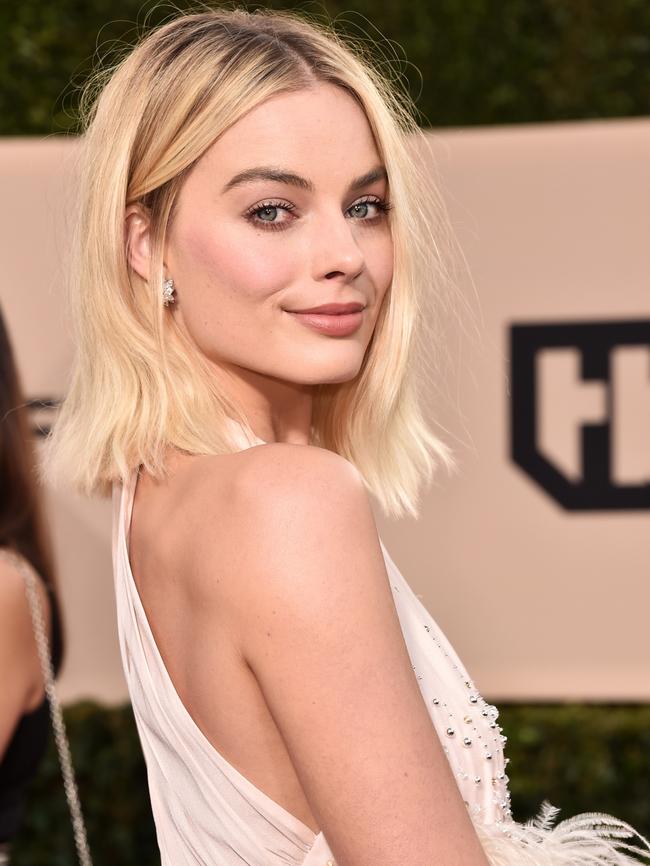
left=510, top=320, right=650, bottom=511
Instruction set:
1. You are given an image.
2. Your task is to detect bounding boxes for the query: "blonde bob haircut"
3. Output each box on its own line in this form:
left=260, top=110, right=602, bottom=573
left=44, top=4, right=459, bottom=520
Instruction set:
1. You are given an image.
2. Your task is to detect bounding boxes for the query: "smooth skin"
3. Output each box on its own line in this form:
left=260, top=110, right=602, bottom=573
left=125, top=83, right=491, bottom=866
left=0, top=557, right=51, bottom=758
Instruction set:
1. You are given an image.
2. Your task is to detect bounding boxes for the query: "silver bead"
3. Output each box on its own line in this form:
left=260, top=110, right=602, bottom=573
left=474, top=776, right=481, bottom=784
left=462, top=737, right=472, bottom=747
left=446, top=727, right=455, bottom=737
left=469, top=694, right=479, bottom=704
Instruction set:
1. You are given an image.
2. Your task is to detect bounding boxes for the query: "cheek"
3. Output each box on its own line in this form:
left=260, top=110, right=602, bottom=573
left=173, top=219, right=296, bottom=305
left=364, top=229, right=394, bottom=302
left=168, top=217, right=300, bottom=365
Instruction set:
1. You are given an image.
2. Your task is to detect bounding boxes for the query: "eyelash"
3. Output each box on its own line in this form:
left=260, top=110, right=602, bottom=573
left=244, top=195, right=393, bottom=232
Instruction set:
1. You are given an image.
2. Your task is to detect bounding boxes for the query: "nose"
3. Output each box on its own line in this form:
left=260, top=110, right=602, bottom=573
left=311, top=207, right=365, bottom=282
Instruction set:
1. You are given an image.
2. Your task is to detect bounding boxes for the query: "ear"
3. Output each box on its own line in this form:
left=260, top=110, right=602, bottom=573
left=125, top=203, right=153, bottom=282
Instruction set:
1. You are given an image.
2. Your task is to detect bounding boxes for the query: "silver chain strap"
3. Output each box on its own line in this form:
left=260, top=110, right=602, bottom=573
left=0, top=549, right=93, bottom=866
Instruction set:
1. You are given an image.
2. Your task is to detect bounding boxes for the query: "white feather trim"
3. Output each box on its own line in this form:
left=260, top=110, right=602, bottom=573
left=474, top=801, right=650, bottom=866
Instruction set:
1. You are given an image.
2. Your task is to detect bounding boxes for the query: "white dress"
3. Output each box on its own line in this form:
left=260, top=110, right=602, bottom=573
left=111, top=422, right=650, bottom=866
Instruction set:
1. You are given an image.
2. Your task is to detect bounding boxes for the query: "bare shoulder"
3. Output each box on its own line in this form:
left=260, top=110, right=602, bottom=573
left=0, top=554, right=49, bottom=752
left=0, top=553, right=50, bottom=653
left=0, top=553, right=41, bottom=632
left=218, top=442, right=381, bottom=597
left=185, top=442, right=375, bottom=593
left=237, top=441, right=369, bottom=519
left=181, top=441, right=387, bottom=670
left=194, top=445, right=487, bottom=864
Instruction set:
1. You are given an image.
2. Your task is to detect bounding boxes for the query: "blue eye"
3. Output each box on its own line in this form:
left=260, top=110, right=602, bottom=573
left=347, top=198, right=393, bottom=220
left=244, top=196, right=393, bottom=232
left=245, top=200, right=295, bottom=231
left=257, top=205, right=282, bottom=222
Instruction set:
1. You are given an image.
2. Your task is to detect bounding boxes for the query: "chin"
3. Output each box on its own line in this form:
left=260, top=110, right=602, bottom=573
left=298, top=361, right=365, bottom=386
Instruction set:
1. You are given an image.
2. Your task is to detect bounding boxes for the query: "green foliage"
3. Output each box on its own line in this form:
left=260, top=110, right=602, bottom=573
left=1, top=0, right=650, bottom=135
left=11, top=702, right=157, bottom=866
left=500, top=703, right=650, bottom=832
left=9, top=701, right=650, bottom=864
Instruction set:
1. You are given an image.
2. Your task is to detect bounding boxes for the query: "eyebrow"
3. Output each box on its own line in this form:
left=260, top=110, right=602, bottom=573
left=221, top=164, right=388, bottom=195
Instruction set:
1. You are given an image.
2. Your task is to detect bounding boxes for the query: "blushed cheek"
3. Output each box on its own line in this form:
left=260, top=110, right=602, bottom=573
left=368, top=237, right=394, bottom=303
left=176, top=221, right=297, bottom=303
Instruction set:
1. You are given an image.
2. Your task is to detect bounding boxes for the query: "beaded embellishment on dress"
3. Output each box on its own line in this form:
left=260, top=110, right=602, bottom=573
left=380, top=539, right=512, bottom=826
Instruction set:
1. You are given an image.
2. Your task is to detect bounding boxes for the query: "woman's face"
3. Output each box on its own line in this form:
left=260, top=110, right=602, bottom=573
left=160, top=83, right=393, bottom=389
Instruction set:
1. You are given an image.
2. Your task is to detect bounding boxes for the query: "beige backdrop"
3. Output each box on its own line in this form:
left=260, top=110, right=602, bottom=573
left=1, top=118, right=648, bottom=704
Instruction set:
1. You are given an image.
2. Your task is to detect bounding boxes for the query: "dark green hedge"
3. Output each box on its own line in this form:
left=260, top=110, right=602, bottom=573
left=10, top=701, right=650, bottom=865
left=1, top=0, right=650, bottom=135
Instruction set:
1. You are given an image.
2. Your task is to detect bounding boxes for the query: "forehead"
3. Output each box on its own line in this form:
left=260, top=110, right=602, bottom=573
left=194, top=83, right=382, bottom=188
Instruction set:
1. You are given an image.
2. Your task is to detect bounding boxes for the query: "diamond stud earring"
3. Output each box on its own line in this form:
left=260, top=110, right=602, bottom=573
left=162, top=277, right=175, bottom=306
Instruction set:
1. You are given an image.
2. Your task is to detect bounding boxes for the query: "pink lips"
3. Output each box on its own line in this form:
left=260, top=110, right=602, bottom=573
left=291, top=302, right=365, bottom=315
left=286, top=309, right=364, bottom=336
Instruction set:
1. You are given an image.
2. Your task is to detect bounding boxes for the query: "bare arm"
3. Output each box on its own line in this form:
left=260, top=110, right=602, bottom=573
left=0, top=558, right=47, bottom=758
left=224, top=444, right=491, bottom=866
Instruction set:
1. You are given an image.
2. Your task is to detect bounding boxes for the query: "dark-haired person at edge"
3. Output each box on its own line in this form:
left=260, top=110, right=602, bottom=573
left=0, top=305, right=64, bottom=865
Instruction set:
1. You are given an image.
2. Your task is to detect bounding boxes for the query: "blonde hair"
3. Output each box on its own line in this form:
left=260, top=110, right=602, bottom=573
left=44, top=4, right=459, bottom=520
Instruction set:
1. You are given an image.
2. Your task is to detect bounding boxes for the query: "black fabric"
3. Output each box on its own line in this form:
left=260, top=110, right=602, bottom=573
left=0, top=581, right=64, bottom=842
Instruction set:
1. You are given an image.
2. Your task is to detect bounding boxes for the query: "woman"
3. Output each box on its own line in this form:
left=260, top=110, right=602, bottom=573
left=0, top=304, right=64, bottom=863
left=45, top=7, right=650, bottom=866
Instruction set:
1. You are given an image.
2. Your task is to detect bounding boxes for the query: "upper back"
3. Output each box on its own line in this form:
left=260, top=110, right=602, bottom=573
left=117, top=443, right=352, bottom=862
left=116, top=441, right=506, bottom=866
left=128, top=442, right=367, bottom=632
